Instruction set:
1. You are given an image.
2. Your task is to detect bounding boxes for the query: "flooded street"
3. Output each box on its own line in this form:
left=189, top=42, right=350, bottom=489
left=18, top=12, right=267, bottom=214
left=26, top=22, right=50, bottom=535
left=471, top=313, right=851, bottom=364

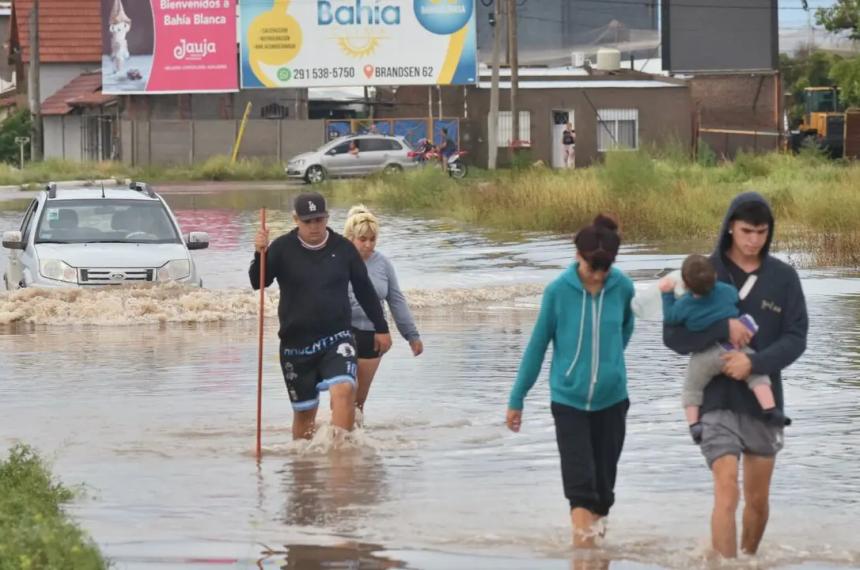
left=0, top=186, right=858, bottom=569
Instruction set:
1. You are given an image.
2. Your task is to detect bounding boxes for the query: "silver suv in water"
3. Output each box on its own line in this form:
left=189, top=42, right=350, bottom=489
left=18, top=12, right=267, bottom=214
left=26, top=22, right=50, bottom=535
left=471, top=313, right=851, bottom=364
left=1, top=182, right=209, bottom=290
left=286, top=134, right=418, bottom=184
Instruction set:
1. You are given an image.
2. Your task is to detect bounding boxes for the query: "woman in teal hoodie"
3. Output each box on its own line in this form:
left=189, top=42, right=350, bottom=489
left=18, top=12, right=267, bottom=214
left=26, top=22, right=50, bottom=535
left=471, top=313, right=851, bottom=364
left=506, top=214, right=635, bottom=548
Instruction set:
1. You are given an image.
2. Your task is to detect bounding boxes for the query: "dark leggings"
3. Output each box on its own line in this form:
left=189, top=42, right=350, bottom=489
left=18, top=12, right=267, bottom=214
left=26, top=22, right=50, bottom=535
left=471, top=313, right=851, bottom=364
left=551, top=399, right=629, bottom=516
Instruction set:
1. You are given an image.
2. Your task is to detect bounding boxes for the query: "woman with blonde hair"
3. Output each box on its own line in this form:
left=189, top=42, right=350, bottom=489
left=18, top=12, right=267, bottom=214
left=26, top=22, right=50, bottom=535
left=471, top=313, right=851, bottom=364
left=344, top=205, right=423, bottom=411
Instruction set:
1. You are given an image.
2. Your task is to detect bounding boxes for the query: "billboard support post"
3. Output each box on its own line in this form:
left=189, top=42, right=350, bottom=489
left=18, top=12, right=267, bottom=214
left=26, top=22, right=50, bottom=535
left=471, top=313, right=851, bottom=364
left=488, top=0, right=502, bottom=170
left=428, top=87, right=433, bottom=142
left=438, top=86, right=443, bottom=120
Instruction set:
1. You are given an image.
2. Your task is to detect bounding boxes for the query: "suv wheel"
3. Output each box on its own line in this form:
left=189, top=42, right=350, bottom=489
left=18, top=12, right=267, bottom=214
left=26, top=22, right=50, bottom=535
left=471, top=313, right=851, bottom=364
left=305, top=165, right=326, bottom=184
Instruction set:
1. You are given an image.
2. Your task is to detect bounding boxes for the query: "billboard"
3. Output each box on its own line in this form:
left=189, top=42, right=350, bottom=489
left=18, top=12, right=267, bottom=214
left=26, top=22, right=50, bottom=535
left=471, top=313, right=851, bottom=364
left=662, top=0, right=777, bottom=73
left=240, top=0, right=477, bottom=88
left=101, top=0, right=238, bottom=94
left=475, top=0, right=658, bottom=65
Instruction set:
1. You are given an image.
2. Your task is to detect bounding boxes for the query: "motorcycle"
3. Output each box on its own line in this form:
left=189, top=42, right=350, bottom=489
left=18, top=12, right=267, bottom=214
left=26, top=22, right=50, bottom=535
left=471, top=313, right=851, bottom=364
left=409, top=141, right=469, bottom=179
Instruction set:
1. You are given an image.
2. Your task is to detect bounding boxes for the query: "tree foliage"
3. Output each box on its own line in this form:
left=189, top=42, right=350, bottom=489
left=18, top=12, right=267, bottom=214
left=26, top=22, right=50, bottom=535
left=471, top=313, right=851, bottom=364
left=816, top=0, right=860, bottom=39
left=829, top=56, right=860, bottom=108
left=0, top=110, right=31, bottom=166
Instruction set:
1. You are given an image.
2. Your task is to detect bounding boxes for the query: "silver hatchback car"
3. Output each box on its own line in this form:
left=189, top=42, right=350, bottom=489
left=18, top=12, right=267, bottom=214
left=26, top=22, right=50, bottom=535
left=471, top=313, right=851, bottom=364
left=286, top=134, right=418, bottom=184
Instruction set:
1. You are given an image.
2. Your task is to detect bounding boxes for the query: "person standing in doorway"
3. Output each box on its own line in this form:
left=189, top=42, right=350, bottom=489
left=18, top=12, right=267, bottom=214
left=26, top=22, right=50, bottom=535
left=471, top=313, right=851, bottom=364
left=663, top=192, right=807, bottom=558
left=506, top=214, right=635, bottom=548
left=250, top=192, right=393, bottom=440
left=563, top=122, right=576, bottom=168
left=343, top=205, right=423, bottom=413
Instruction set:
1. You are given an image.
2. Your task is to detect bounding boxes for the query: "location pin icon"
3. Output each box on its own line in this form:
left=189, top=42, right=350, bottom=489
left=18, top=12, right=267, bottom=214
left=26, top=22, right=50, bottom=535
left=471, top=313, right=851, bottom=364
left=363, top=65, right=374, bottom=79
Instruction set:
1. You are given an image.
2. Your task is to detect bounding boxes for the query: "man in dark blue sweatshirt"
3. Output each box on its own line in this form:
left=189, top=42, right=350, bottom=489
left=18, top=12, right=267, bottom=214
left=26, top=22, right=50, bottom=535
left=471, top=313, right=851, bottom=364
left=663, top=192, right=808, bottom=559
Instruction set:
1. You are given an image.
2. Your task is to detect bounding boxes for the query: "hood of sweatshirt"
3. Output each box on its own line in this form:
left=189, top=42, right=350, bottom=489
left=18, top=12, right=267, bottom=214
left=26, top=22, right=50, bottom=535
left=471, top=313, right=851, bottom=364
left=716, top=191, right=775, bottom=258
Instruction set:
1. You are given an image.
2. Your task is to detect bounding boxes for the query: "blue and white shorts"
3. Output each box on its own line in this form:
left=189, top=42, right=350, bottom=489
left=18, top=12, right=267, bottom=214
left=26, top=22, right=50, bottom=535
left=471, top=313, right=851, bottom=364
left=279, top=331, right=357, bottom=411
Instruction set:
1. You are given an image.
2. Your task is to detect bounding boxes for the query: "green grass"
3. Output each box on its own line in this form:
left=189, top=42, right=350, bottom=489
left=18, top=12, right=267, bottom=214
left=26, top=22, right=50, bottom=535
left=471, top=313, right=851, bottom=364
left=0, top=444, right=107, bottom=570
left=0, top=155, right=285, bottom=187
left=333, top=149, right=860, bottom=265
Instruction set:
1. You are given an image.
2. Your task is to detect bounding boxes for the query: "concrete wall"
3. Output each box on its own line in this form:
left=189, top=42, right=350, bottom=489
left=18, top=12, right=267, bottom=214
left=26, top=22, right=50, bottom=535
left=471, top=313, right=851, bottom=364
left=120, top=119, right=326, bottom=166
left=43, top=115, right=83, bottom=161
left=40, top=63, right=98, bottom=102
left=123, top=89, right=309, bottom=121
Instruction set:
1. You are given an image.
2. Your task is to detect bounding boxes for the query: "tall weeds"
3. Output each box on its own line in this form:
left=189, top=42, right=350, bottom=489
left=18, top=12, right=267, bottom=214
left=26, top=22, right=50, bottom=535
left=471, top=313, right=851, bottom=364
left=337, top=149, right=860, bottom=265
left=0, top=156, right=284, bottom=186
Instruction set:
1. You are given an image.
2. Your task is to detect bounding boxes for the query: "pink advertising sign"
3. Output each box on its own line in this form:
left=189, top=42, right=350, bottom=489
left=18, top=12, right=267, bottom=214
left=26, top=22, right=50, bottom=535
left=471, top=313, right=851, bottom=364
left=102, top=0, right=238, bottom=94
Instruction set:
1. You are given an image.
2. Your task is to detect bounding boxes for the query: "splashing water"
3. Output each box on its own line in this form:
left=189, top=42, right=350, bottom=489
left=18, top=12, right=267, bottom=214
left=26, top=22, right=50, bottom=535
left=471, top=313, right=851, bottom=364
left=0, top=283, right=545, bottom=326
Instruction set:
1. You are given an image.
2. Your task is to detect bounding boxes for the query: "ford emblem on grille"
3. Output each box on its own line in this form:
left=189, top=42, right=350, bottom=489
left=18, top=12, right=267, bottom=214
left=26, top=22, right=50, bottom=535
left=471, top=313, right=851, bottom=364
left=109, top=272, right=126, bottom=281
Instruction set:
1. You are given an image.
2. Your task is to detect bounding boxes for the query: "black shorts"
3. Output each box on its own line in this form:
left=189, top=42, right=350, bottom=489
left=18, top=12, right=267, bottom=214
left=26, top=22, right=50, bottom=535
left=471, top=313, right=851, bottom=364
left=352, top=328, right=380, bottom=359
left=279, top=330, right=357, bottom=411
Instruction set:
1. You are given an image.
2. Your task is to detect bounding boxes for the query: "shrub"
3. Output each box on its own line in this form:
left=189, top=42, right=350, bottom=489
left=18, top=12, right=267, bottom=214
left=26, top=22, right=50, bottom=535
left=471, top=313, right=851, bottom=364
left=0, top=444, right=107, bottom=570
left=0, top=110, right=32, bottom=166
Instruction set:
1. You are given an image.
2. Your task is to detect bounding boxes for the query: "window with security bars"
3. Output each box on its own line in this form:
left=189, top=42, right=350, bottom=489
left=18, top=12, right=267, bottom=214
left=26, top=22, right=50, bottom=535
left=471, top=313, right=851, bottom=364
left=491, top=110, right=531, bottom=147
left=597, top=109, right=638, bottom=151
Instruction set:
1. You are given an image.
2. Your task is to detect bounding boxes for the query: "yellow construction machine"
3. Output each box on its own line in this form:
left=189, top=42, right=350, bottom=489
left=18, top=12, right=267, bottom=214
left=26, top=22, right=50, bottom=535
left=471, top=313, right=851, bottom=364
left=793, top=86, right=845, bottom=157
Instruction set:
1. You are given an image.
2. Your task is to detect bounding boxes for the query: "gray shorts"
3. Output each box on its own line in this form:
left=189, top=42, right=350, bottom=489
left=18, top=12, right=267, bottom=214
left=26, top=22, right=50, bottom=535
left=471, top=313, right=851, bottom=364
left=700, top=409, right=784, bottom=468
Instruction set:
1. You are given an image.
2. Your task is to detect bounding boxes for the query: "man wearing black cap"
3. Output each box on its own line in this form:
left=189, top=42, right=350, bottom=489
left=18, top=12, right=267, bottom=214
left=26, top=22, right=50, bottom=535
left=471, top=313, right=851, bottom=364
left=250, top=192, right=392, bottom=439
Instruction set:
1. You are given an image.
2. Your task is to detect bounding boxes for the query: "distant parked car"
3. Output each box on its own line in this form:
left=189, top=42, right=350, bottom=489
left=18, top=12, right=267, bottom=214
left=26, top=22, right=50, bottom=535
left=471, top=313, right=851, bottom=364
left=286, top=134, right=418, bottom=184
left=1, top=181, right=209, bottom=290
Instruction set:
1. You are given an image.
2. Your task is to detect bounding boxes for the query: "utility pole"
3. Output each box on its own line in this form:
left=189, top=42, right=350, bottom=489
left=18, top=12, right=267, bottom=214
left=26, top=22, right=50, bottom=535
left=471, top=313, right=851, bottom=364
left=28, top=0, right=42, bottom=161
left=508, top=0, right=519, bottom=149
left=488, top=0, right=502, bottom=169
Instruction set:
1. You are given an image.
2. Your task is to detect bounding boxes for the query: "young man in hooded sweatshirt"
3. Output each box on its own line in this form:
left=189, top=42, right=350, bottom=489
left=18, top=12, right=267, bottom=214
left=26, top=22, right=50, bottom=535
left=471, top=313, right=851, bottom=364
left=663, top=192, right=808, bottom=558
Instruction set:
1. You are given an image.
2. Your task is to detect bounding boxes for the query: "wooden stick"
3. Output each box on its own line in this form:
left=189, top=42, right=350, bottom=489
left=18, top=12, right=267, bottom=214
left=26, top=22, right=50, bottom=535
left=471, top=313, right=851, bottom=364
left=256, top=208, right=267, bottom=459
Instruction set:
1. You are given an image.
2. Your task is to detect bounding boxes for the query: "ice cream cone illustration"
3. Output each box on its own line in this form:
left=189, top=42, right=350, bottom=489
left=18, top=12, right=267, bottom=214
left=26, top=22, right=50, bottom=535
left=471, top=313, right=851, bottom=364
left=109, top=0, right=132, bottom=75
left=248, top=0, right=303, bottom=87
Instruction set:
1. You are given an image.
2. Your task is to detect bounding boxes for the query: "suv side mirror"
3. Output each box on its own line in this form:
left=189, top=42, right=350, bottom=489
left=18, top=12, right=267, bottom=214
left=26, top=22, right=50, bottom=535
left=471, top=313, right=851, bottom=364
left=185, top=231, right=209, bottom=250
left=326, top=149, right=337, bottom=156
left=2, top=230, right=24, bottom=250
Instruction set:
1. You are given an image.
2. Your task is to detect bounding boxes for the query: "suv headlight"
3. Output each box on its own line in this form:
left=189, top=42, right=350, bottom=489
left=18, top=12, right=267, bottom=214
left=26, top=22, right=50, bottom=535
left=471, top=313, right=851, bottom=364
left=39, top=259, right=77, bottom=283
left=157, top=259, right=191, bottom=281
left=291, top=159, right=305, bottom=166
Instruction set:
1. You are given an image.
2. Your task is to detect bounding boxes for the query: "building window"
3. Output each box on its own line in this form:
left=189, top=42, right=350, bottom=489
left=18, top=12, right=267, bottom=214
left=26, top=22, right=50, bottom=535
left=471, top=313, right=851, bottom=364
left=492, top=110, right=531, bottom=147
left=260, top=103, right=289, bottom=119
left=597, top=109, right=638, bottom=151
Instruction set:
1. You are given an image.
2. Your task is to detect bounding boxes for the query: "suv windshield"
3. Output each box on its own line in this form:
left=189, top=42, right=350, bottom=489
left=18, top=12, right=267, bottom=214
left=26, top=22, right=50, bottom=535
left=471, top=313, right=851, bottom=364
left=35, top=199, right=181, bottom=244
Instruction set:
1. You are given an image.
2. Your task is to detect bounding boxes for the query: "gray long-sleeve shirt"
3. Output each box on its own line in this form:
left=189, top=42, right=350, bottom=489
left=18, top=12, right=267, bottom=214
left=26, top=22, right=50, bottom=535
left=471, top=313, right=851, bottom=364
left=349, top=251, right=420, bottom=341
